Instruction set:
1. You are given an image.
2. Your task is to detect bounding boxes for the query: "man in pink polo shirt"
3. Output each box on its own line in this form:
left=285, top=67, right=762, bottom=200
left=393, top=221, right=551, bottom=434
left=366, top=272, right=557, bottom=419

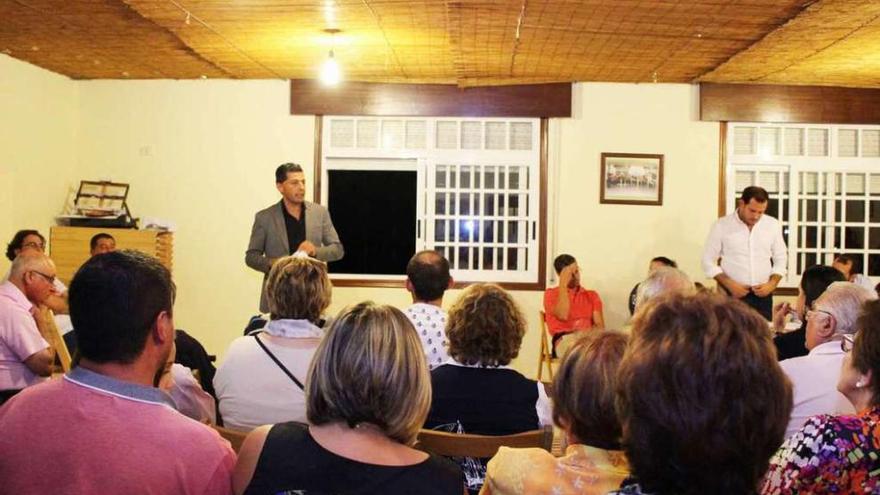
left=0, top=250, right=235, bottom=495
left=543, top=254, right=605, bottom=358
left=0, top=252, right=56, bottom=404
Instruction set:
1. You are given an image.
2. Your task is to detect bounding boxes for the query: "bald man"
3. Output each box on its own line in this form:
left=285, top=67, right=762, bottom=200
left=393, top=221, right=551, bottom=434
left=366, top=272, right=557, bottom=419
left=0, top=252, right=56, bottom=404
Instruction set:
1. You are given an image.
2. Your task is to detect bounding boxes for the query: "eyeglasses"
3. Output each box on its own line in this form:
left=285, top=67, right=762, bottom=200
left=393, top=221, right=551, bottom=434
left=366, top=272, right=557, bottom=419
left=21, top=241, right=45, bottom=251
left=805, top=309, right=834, bottom=322
left=841, top=333, right=857, bottom=353
left=29, top=271, right=56, bottom=285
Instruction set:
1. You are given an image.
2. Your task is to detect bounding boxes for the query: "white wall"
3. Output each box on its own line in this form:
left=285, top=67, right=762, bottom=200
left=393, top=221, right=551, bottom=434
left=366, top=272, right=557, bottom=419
left=3, top=61, right=723, bottom=376
left=0, top=55, right=78, bottom=273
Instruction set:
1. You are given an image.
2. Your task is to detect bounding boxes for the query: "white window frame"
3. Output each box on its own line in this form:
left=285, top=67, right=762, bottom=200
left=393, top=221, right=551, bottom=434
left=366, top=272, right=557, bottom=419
left=726, top=122, right=880, bottom=287
left=321, top=116, right=542, bottom=284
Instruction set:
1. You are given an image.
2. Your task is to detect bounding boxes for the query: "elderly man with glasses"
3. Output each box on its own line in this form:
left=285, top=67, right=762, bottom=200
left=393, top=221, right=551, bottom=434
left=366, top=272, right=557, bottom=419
left=779, top=281, right=877, bottom=438
left=0, top=252, right=58, bottom=404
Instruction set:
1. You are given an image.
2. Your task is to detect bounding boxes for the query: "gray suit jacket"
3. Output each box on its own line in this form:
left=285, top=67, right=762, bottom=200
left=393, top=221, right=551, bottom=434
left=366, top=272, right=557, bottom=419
left=245, top=200, right=343, bottom=312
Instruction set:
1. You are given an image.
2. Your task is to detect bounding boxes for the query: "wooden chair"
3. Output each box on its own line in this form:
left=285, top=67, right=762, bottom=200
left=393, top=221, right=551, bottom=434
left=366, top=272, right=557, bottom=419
left=415, top=426, right=554, bottom=458
left=37, top=307, right=72, bottom=373
left=213, top=425, right=249, bottom=453
left=537, top=310, right=557, bottom=381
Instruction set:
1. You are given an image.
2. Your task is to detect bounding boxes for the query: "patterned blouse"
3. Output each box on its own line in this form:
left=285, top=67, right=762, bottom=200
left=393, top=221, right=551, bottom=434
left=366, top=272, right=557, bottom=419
left=761, top=405, right=880, bottom=494
left=479, top=444, right=628, bottom=495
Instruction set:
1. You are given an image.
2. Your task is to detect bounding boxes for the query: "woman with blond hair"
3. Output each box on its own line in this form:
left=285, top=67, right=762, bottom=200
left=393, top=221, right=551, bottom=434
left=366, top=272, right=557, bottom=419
left=214, top=255, right=331, bottom=430
left=233, top=302, right=463, bottom=494
left=481, top=331, right=629, bottom=495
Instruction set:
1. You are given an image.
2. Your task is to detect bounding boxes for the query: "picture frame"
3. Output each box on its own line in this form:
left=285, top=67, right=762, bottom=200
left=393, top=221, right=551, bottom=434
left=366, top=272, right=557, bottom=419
left=600, top=152, right=664, bottom=206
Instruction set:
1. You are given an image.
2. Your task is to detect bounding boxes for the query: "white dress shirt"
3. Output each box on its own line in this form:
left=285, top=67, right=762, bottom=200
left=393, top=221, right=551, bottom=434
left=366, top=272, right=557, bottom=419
left=701, top=210, right=787, bottom=285
left=779, top=340, right=854, bottom=439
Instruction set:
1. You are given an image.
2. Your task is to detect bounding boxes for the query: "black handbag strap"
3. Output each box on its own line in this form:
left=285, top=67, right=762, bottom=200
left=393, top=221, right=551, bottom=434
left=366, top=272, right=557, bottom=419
left=252, top=333, right=305, bottom=391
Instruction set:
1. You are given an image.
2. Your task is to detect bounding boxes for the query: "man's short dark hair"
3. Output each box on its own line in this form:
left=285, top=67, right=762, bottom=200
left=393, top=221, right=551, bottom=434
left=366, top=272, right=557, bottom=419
left=553, top=254, right=576, bottom=275
left=89, top=233, right=115, bottom=252
left=69, top=250, right=175, bottom=364
left=5, top=229, right=44, bottom=261
left=650, top=256, right=677, bottom=268
left=802, top=264, right=846, bottom=308
left=275, top=163, right=304, bottom=183
left=835, top=253, right=863, bottom=276
left=406, top=250, right=451, bottom=302
left=741, top=186, right=769, bottom=204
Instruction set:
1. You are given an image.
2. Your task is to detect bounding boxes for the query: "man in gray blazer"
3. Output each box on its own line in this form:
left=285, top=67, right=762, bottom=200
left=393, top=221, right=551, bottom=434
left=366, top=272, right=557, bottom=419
left=246, top=163, right=344, bottom=313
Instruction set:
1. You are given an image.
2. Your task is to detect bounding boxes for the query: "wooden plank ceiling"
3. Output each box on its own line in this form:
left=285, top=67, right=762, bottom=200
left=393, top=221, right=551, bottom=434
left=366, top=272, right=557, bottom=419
left=1, top=0, right=877, bottom=88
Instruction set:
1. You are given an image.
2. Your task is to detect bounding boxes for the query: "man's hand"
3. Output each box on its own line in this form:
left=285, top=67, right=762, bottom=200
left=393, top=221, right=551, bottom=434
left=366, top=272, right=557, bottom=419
left=752, top=279, right=778, bottom=298
left=772, top=301, right=792, bottom=332
left=297, top=240, right=317, bottom=257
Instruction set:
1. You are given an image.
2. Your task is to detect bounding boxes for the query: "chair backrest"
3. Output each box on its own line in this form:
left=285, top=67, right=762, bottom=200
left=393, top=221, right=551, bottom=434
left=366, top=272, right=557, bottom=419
left=39, top=308, right=72, bottom=373
left=212, top=425, right=249, bottom=453
left=415, top=426, right=554, bottom=458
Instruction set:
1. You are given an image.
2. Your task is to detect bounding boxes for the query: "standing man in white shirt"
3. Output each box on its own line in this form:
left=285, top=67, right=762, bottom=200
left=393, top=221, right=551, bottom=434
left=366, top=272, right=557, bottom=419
left=702, top=186, right=788, bottom=320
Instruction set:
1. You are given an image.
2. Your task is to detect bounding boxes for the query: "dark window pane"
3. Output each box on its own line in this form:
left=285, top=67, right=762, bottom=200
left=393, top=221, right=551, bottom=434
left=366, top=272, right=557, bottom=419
left=483, top=221, right=495, bottom=243
left=460, top=193, right=470, bottom=215
left=483, top=247, right=494, bottom=270
left=847, top=200, right=865, bottom=222
left=509, top=195, right=519, bottom=216
left=797, top=252, right=803, bottom=274
left=472, top=248, right=479, bottom=269
left=870, top=254, right=880, bottom=276
left=449, top=193, right=457, bottom=215
left=485, top=168, right=495, bottom=188
left=448, top=220, right=456, bottom=242
left=805, top=252, right=817, bottom=270
left=435, top=194, right=446, bottom=215
left=498, top=194, right=505, bottom=213
left=507, top=248, right=518, bottom=270
left=499, top=170, right=507, bottom=190
left=833, top=227, right=842, bottom=249
left=460, top=168, right=471, bottom=189
left=846, top=227, right=865, bottom=249
left=871, top=201, right=880, bottom=223
left=782, top=199, right=789, bottom=221
left=474, top=170, right=481, bottom=189
left=472, top=220, right=481, bottom=243
left=449, top=170, right=457, bottom=188
left=871, top=228, right=880, bottom=250
left=458, top=220, right=473, bottom=242
left=435, top=220, right=445, bottom=241
left=448, top=246, right=455, bottom=266
left=484, top=194, right=495, bottom=216
left=497, top=247, right=504, bottom=269
left=458, top=246, right=469, bottom=269
left=835, top=200, right=842, bottom=222
left=805, top=199, right=818, bottom=221
left=805, top=226, right=817, bottom=248
left=497, top=221, right=505, bottom=242
left=783, top=226, right=790, bottom=248
left=508, top=221, right=518, bottom=243
left=510, top=169, right=520, bottom=189
left=435, top=169, right=446, bottom=188
left=766, top=200, right=779, bottom=219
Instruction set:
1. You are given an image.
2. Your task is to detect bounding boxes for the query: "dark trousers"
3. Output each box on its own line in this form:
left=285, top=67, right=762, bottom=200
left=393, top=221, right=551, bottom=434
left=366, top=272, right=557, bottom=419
left=741, top=291, right=773, bottom=321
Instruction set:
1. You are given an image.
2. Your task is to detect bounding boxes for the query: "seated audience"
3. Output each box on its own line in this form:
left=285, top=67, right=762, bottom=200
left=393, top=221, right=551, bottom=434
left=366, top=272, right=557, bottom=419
left=89, top=232, right=116, bottom=256
left=610, top=293, right=791, bottom=495
left=0, top=250, right=235, bottom=493
left=771, top=265, right=845, bottom=361
left=833, top=253, right=875, bottom=291
left=779, top=281, right=876, bottom=438
left=543, top=254, right=604, bottom=357
left=763, top=299, right=880, bottom=494
left=632, top=266, right=693, bottom=314
left=4, top=229, right=68, bottom=315
left=215, top=255, right=331, bottom=431
left=481, top=331, right=629, bottom=495
left=427, top=283, right=550, bottom=493
left=404, top=250, right=454, bottom=368
left=628, top=256, right=677, bottom=315
left=233, top=302, right=464, bottom=495
left=0, top=252, right=56, bottom=404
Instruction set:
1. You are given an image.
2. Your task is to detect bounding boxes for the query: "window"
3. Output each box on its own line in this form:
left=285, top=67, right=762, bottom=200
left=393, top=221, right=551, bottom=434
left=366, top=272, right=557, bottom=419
left=321, top=116, right=543, bottom=285
left=726, top=123, right=880, bottom=285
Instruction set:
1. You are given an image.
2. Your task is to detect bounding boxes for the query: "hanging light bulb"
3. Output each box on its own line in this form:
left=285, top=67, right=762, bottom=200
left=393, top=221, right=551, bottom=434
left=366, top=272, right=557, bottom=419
left=321, top=48, right=341, bottom=85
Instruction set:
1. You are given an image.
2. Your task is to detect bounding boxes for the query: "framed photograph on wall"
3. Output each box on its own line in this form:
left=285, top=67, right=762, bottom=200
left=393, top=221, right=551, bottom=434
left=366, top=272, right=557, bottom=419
left=600, top=152, right=664, bottom=206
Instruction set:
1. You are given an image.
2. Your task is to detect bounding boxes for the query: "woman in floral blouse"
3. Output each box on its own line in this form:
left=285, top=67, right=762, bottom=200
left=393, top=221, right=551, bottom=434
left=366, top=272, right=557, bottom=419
left=762, top=298, right=880, bottom=494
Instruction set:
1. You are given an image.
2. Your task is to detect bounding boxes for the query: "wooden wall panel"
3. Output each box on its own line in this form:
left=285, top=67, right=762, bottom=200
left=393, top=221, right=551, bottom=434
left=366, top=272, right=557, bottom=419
left=291, top=80, right=572, bottom=117
left=701, top=83, right=880, bottom=124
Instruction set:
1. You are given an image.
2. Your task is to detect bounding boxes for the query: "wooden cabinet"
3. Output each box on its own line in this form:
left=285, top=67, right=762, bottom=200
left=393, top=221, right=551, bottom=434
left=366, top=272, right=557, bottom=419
left=50, top=227, right=173, bottom=285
